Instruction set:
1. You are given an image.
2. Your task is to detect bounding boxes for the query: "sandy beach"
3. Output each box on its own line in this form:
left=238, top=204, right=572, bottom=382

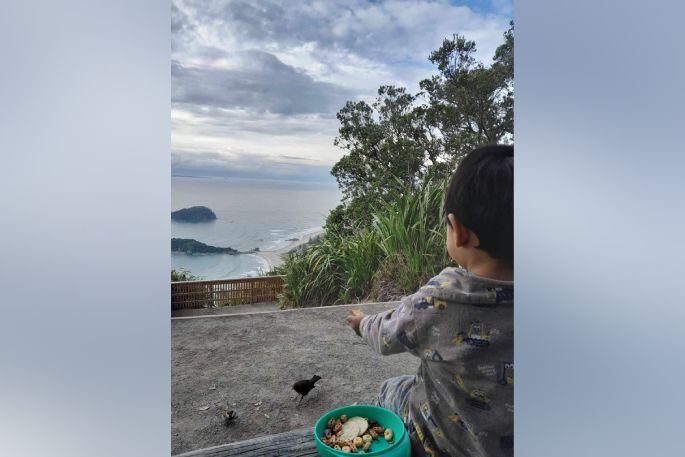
left=253, top=227, right=324, bottom=271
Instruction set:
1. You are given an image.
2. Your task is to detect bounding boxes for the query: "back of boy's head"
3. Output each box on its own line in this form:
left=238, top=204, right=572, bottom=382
left=444, top=144, right=513, bottom=265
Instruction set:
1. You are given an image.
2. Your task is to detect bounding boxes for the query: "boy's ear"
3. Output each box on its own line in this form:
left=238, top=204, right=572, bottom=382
left=447, top=213, right=472, bottom=248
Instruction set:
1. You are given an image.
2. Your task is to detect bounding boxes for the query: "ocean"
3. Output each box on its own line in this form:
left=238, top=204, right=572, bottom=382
left=171, top=176, right=341, bottom=280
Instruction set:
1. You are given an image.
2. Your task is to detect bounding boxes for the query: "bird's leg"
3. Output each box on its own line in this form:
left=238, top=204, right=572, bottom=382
left=297, top=395, right=304, bottom=406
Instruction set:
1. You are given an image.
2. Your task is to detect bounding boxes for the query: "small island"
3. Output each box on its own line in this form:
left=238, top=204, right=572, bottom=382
left=171, top=238, right=261, bottom=255
left=172, top=238, right=238, bottom=254
left=171, top=206, right=217, bottom=222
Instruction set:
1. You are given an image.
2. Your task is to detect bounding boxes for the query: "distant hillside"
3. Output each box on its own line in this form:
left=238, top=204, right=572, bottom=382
left=171, top=238, right=238, bottom=254
left=171, top=206, right=217, bottom=222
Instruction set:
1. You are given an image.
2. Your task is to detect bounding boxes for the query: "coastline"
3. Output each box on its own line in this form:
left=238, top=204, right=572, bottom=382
left=252, top=227, right=324, bottom=272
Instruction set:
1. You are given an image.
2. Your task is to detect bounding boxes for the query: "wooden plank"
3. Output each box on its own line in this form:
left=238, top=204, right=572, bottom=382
left=172, top=276, right=285, bottom=310
left=173, top=428, right=318, bottom=457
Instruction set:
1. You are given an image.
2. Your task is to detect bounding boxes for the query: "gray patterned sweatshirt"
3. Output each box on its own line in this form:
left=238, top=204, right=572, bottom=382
left=360, top=267, right=514, bottom=457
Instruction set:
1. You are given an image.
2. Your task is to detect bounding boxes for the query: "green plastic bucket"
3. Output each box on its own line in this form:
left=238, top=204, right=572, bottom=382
left=313, top=404, right=411, bottom=457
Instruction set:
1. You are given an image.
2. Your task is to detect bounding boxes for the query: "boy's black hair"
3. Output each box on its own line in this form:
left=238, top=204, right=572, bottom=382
left=444, top=144, right=513, bottom=265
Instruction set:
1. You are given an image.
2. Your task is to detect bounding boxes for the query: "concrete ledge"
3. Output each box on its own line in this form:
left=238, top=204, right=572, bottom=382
left=172, top=301, right=401, bottom=320
left=172, top=302, right=280, bottom=318
left=172, top=301, right=417, bottom=455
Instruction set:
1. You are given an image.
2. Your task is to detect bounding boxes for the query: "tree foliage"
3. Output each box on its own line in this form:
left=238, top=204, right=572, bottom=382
left=330, top=22, right=514, bottom=228
left=330, top=86, right=433, bottom=228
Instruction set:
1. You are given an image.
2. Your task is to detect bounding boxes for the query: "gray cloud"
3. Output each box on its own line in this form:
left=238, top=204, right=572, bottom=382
left=171, top=150, right=336, bottom=183
left=174, top=0, right=512, bottom=67
left=171, top=0, right=513, bottom=179
left=173, top=102, right=338, bottom=136
left=172, top=51, right=354, bottom=115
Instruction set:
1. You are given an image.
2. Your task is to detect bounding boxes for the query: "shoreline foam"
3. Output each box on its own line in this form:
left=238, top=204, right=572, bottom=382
left=253, top=227, right=324, bottom=272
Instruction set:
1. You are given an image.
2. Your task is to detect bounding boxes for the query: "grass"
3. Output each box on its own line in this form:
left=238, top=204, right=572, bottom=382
left=277, top=179, right=451, bottom=308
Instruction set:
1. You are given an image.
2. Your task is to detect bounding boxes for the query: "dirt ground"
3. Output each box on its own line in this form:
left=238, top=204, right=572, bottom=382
left=171, top=302, right=419, bottom=455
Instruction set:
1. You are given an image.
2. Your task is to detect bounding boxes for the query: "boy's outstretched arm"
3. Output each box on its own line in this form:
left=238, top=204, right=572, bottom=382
left=346, top=294, right=420, bottom=356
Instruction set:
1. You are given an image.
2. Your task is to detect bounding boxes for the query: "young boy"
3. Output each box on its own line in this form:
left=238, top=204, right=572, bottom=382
left=346, top=144, right=514, bottom=457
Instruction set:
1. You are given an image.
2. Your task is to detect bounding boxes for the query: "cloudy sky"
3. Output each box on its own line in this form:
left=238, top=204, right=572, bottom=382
left=171, top=0, right=513, bottom=182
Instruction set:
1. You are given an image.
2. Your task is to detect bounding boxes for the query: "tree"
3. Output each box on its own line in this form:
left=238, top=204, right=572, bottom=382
left=331, top=86, right=433, bottom=227
left=330, top=23, right=514, bottom=229
left=492, top=21, right=514, bottom=137
left=420, top=21, right=514, bottom=163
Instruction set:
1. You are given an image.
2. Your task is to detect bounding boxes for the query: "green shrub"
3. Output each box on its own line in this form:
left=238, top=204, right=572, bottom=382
left=171, top=268, right=201, bottom=282
left=277, top=238, right=342, bottom=308
left=371, top=178, right=449, bottom=293
left=278, top=179, right=451, bottom=308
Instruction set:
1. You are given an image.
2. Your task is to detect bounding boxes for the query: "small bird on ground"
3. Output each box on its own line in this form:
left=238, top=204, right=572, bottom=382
left=293, top=375, right=322, bottom=405
left=222, top=409, right=236, bottom=426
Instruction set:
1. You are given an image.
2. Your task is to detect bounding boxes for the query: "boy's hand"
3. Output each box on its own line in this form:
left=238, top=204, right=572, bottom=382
left=346, top=309, right=365, bottom=337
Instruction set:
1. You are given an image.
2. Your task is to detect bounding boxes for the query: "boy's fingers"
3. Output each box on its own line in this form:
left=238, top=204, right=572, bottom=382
left=345, top=311, right=363, bottom=326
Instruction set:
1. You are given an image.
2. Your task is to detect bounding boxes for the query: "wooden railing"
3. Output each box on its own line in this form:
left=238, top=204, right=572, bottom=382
left=171, top=276, right=285, bottom=310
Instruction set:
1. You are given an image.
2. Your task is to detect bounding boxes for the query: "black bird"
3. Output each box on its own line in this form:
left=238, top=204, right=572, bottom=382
left=222, top=409, right=236, bottom=427
left=293, top=375, right=321, bottom=404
